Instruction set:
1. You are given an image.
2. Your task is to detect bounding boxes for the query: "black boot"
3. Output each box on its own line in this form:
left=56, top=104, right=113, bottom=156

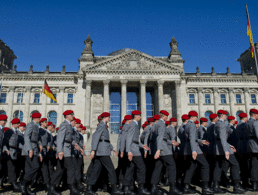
left=233, top=181, right=246, bottom=194
left=242, top=182, right=252, bottom=190
left=11, top=181, right=22, bottom=192
left=0, top=177, right=3, bottom=189
left=183, top=183, right=198, bottom=194
left=77, top=182, right=86, bottom=192
left=49, top=184, right=62, bottom=195
left=27, top=186, right=36, bottom=195
left=202, top=181, right=214, bottom=194
left=252, top=181, right=258, bottom=191
left=150, top=184, right=161, bottom=195
left=138, top=184, right=150, bottom=195
left=124, top=185, right=136, bottom=195
left=169, top=182, right=182, bottom=195
left=212, top=181, right=226, bottom=194
left=118, top=181, right=123, bottom=190
left=20, top=181, right=29, bottom=195
left=86, top=185, right=97, bottom=195
left=111, top=184, right=124, bottom=195
left=164, top=177, right=169, bottom=186
left=69, top=184, right=82, bottom=195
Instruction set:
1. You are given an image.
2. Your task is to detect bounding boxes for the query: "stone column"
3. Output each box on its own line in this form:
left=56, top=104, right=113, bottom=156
left=229, top=88, right=235, bottom=116
left=157, top=80, right=164, bottom=111
left=57, top=86, right=65, bottom=125
left=103, top=80, right=110, bottom=112
left=85, top=80, right=92, bottom=129
left=140, top=80, right=147, bottom=125
left=197, top=87, right=203, bottom=117
left=7, top=86, right=15, bottom=126
left=24, top=86, right=31, bottom=123
left=121, top=80, right=127, bottom=119
left=213, top=87, right=219, bottom=113
left=175, top=81, right=182, bottom=122
left=244, top=87, right=250, bottom=115
left=41, top=89, right=47, bottom=117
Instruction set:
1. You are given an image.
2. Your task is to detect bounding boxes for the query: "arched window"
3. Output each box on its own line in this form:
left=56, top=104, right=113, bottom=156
left=236, top=110, right=243, bottom=122
left=48, top=111, right=57, bottom=126
left=205, top=111, right=213, bottom=123
left=13, top=110, right=23, bottom=122
left=0, top=110, right=6, bottom=115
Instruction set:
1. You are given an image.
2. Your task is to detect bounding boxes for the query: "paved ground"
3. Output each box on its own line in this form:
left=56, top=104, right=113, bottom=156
left=0, top=157, right=257, bottom=194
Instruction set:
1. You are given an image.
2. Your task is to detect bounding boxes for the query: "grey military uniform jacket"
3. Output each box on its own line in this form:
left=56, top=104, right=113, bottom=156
left=178, top=123, right=186, bottom=155
left=235, top=120, right=248, bottom=153
left=0, top=126, right=4, bottom=157
left=246, top=117, right=258, bottom=153
left=167, top=126, right=179, bottom=153
left=3, top=127, right=19, bottom=160
left=39, top=127, right=52, bottom=158
left=91, top=121, right=113, bottom=156
left=22, top=121, right=42, bottom=156
left=73, top=128, right=82, bottom=157
left=214, top=119, right=233, bottom=155
left=17, top=130, right=24, bottom=155
left=120, top=123, right=129, bottom=153
left=117, top=128, right=123, bottom=152
left=57, top=120, right=77, bottom=157
left=143, top=126, right=152, bottom=151
left=184, top=120, right=203, bottom=155
left=207, top=122, right=215, bottom=154
left=126, top=120, right=143, bottom=156
left=198, top=125, right=208, bottom=153
left=227, top=124, right=237, bottom=147
left=149, top=123, right=158, bottom=155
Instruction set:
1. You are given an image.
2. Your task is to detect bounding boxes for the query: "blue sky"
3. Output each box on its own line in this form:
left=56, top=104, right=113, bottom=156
left=1, top=0, right=257, bottom=73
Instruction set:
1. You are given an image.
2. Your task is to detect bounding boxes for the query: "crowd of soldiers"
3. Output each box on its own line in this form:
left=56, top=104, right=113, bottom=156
left=0, top=108, right=258, bottom=195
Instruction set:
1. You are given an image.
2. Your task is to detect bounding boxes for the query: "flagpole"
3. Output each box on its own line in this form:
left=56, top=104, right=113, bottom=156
left=246, top=4, right=258, bottom=77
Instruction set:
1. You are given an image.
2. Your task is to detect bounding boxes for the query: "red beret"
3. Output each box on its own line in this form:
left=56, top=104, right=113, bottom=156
left=79, top=124, right=83, bottom=128
left=153, top=114, right=160, bottom=120
left=106, top=125, right=109, bottom=128
left=72, top=117, right=76, bottom=121
left=75, top=119, right=81, bottom=124
left=124, top=115, right=133, bottom=120
left=53, top=124, right=55, bottom=128
left=250, top=109, right=258, bottom=114
left=142, top=124, right=145, bottom=128
left=170, top=118, right=177, bottom=122
left=98, top=115, right=102, bottom=120
left=3, top=127, right=9, bottom=132
left=56, top=127, right=59, bottom=132
left=19, top=122, right=26, bottom=127
left=165, top=121, right=170, bottom=125
left=147, top=118, right=154, bottom=122
left=227, top=116, right=235, bottom=120
left=40, top=118, right=47, bottom=123
left=47, top=122, right=53, bottom=126
left=31, top=112, right=42, bottom=118
left=131, top=110, right=141, bottom=115
left=120, top=126, right=123, bottom=130
left=235, top=121, right=238, bottom=125
left=11, top=118, right=20, bottom=124
left=101, top=112, right=111, bottom=118
left=209, top=113, right=218, bottom=119
left=239, top=112, right=247, bottom=118
left=160, top=110, right=169, bottom=116
left=188, top=111, right=198, bottom=116
left=181, top=114, right=189, bottom=120
left=217, top=110, right=227, bottom=115
left=0, top=115, right=7, bottom=120
left=144, top=121, right=149, bottom=125
left=200, top=117, right=208, bottom=122
left=82, top=126, right=86, bottom=130
left=194, top=120, right=199, bottom=124
left=122, top=120, right=125, bottom=124
left=63, top=110, right=74, bottom=116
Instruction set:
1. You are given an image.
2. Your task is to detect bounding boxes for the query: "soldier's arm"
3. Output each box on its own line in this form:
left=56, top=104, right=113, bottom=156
left=125, top=124, right=134, bottom=153
left=219, top=123, right=229, bottom=153
left=24, top=123, right=33, bottom=152
left=2, top=130, right=11, bottom=152
left=196, top=127, right=203, bottom=146
left=120, top=126, right=127, bottom=152
left=189, top=123, right=198, bottom=152
left=56, top=124, right=66, bottom=153
left=144, top=127, right=150, bottom=146
left=157, top=123, right=165, bottom=151
left=253, top=121, right=258, bottom=139
left=47, top=133, right=52, bottom=148
left=91, top=124, right=103, bottom=151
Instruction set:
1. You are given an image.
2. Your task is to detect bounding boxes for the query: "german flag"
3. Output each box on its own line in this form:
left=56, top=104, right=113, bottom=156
left=42, top=79, right=57, bottom=102
left=246, top=4, right=254, bottom=58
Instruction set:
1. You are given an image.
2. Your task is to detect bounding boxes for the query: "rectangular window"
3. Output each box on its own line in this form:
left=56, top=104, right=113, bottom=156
left=205, top=94, right=211, bottom=104
left=236, top=94, right=242, bottom=104
left=251, top=94, right=257, bottom=104
left=50, top=94, right=57, bottom=104
left=34, top=93, right=40, bottom=103
left=189, top=94, right=195, bottom=104
left=67, top=94, right=73, bottom=104
left=17, top=93, right=23, bottom=103
left=221, top=94, right=226, bottom=104
left=0, top=93, right=6, bottom=103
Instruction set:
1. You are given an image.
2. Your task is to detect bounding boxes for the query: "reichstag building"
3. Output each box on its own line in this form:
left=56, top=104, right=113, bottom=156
left=0, top=37, right=257, bottom=136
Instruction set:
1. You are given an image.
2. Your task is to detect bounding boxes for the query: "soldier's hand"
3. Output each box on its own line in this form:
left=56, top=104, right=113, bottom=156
left=225, top=151, right=230, bottom=160
left=47, top=146, right=50, bottom=152
left=39, top=145, right=43, bottom=152
left=90, top=151, right=95, bottom=160
left=144, top=152, right=147, bottom=158
left=29, top=150, right=33, bottom=158
left=74, top=143, right=80, bottom=151
left=172, top=141, right=180, bottom=146
left=154, top=150, right=160, bottom=159
left=58, top=152, right=64, bottom=160
left=80, top=149, right=84, bottom=155
left=128, top=152, right=133, bottom=161
left=39, top=155, right=43, bottom=162
left=5, top=150, right=9, bottom=155
left=52, top=147, right=55, bottom=151
left=192, top=151, right=197, bottom=160
left=230, top=145, right=236, bottom=152
left=120, top=152, right=124, bottom=158
left=143, top=145, right=149, bottom=151
left=202, top=140, right=210, bottom=146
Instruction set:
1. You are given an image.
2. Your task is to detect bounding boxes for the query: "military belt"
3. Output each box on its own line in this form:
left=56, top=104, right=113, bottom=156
left=64, top=140, right=72, bottom=144
left=8, top=145, right=17, bottom=149
left=163, top=138, right=168, bottom=142
left=216, top=138, right=221, bottom=141
left=99, top=139, right=110, bottom=143
left=31, top=140, right=38, bottom=144
left=133, top=141, right=139, bottom=144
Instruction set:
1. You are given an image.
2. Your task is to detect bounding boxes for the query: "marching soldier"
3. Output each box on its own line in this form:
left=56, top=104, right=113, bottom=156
left=46, top=122, right=55, bottom=180
left=0, top=114, right=7, bottom=188
left=227, top=116, right=237, bottom=147
left=2, top=118, right=22, bottom=192
left=198, top=117, right=209, bottom=155
left=17, top=122, right=26, bottom=181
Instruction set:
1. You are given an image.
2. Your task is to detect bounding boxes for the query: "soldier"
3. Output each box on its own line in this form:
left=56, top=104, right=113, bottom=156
left=46, top=122, right=55, bottom=179
left=17, top=122, right=26, bottom=181
left=235, top=112, right=250, bottom=189
left=234, top=121, right=238, bottom=129
left=194, top=120, right=199, bottom=128
left=2, top=118, right=22, bottom=192
left=246, top=108, right=258, bottom=191
left=198, top=117, right=209, bottom=156
left=182, top=111, right=213, bottom=194
left=0, top=114, right=7, bottom=188
left=86, top=112, right=123, bottom=195
left=227, top=116, right=237, bottom=147
left=213, top=110, right=246, bottom=194
left=20, top=112, right=43, bottom=195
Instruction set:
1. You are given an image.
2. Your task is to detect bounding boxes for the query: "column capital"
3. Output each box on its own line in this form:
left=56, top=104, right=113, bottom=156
left=103, top=80, right=110, bottom=85
left=197, top=87, right=203, bottom=93
left=157, top=80, right=165, bottom=86
left=86, top=80, right=92, bottom=86
left=140, top=80, right=147, bottom=85
left=174, top=80, right=181, bottom=86
left=25, top=86, right=32, bottom=92
left=9, top=86, right=15, bottom=92
left=244, top=87, right=249, bottom=93
left=120, top=80, right=128, bottom=85
left=59, top=86, right=65, bottom=92
left=213, top=87, right=219, bottom=92
left=229, top=87, right=234, bottom=93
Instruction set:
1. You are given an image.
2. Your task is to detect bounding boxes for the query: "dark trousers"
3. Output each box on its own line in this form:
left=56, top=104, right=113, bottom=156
left=146, top=155, right=155, bottom=185
left=7, top=159, right=18, bottom=183
left=88, top=156, right=117, bottom=186
left=183, top=154, right=209, bottom=184
left=23, top=155, right=40, bottom=182
left=123, top=156, right=146, bottom=186
left=40, top=157, right=50, bottom=184
left=151, top=155, right=176, bottom=184
left=16, top=155, right=25, bottom=180
left=116, top=153, right=128, bottom=183
left=236, top=153, right=249, bottom=184
left=51, top=159, right=64, bottom=185
left=213, top=154, right=240, bottom=182
left=47, top=157, right=55, bottom=179
left=250, top=153, right=258, bottom=182
left=75, top=156, right=83, bottom=182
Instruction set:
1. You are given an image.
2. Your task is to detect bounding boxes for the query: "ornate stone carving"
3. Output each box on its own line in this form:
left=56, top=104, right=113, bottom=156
left=86, top=80, right=92, bottom=86
left=211, top=67, right=216, bottom=76
left=45, top=65, right=49, bottom=74
left=196, top=66, right=201, bottom=76
left=59, top=86, right=65, bottom=92
left=157, top=80, right=165, bottom=86
left=226, top=67, right=231, bottom=76
left=61, top=65, right=66, bottom=74
left=15, top=87, right=24, bottom=92
left=28, top=65, right=33, bottom=74
left=31, top=87, right=42, bottom=93
left=82, top=35, right=93, bottom=55
left=140, top=80, right=147, bottom=85
left=120, top=80, right=128, bottom=85
left=12, top=65, right=17, bottom=74
left=103, top=80, right=110, bottom=85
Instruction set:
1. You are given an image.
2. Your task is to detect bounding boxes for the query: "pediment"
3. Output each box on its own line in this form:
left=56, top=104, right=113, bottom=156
left=82, top=49, right=184, bottom=74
